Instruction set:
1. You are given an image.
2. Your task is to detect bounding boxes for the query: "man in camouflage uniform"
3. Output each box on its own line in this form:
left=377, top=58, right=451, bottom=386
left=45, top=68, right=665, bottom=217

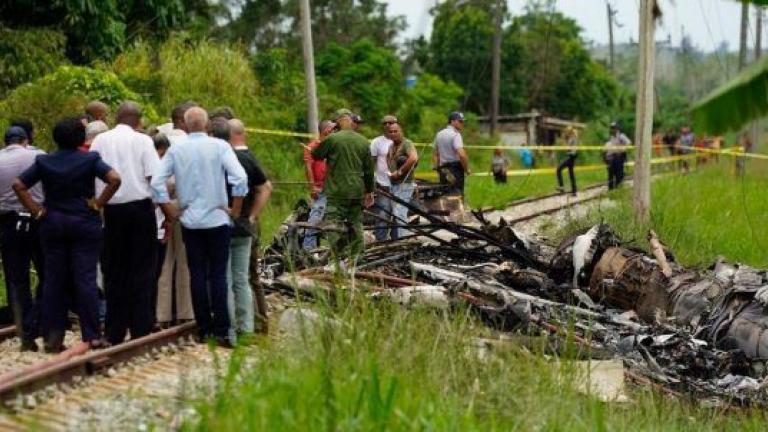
left=311, top=108, right=374, bottom=262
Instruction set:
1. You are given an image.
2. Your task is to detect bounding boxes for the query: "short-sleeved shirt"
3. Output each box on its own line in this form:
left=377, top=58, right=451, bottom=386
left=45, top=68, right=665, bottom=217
left=433, top=125, right=464, bottom=165
left=605, top=132, right=631, bottom=158
left=0, top=144, right=45, bottom=214
left=491, top=155, right=509, bottom=174
left=303, top=139, right=327, bottom=190
left=229, top=146, right=268, bottom=237
left=311, top=129, right=374, bottom=201
left=386, top=139, right=416, bottom=184
left=18, top=150, right=112, bottom=218
left=90, top=124, right=160, bottom=204
left=370, top=135, right=393, bottom=187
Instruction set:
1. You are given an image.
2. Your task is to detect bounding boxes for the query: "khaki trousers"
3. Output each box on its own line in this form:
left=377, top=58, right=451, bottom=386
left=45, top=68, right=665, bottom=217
left=156, top=222, right=193, bottom=322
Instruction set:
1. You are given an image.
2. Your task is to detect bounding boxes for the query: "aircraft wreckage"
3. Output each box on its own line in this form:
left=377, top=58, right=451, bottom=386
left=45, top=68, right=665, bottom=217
left=261, top=197, right=768, bottom=407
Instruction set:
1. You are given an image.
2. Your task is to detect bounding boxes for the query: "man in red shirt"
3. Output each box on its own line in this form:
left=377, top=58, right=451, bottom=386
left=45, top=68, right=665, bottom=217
left=302, top=120, right=335, bottom=250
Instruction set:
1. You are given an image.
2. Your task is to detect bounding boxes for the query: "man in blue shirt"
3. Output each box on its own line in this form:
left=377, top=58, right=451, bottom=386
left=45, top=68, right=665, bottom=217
left=151, top=107, right=248, bottom=347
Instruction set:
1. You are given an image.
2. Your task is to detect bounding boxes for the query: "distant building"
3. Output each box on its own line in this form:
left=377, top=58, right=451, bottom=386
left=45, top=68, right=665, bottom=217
left=478, top=111, right=586, bottom=146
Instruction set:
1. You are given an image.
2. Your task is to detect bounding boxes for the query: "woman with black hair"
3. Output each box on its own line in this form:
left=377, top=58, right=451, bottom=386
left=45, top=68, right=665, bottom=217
left=12, top=117, right=121, bottom=352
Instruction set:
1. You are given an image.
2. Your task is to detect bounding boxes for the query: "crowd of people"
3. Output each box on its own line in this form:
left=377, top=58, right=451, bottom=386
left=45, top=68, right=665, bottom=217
left=1, top=102, right=470, bottom=353
left=5, top=101, right=733, bottom=354
left=1, top=101, right=272, bottom=352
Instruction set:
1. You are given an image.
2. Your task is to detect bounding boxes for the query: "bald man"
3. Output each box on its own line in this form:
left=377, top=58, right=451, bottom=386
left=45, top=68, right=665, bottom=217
left=151, top=107, right=248, bottom=347
left=91, top=101, right=161, bottom=345
left=225, top=119, right=272, bottom=338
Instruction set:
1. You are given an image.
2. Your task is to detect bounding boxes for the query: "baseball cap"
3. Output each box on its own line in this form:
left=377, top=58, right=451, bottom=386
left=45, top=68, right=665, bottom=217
left=381, top=115, right=398, bottom=124
left=609, top=122, right=619, bottom=129
left=333, top=108, right=353, bottom=120
left=352, top=114, right=364, bottom=124
left=448, top=111, right=465, bottom=122
left=4, top=126, right=28, bottom=144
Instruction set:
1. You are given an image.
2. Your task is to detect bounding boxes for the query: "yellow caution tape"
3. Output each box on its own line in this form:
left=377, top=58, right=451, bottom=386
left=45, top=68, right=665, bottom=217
left=414, top=154, right=699, bottom=180
left=245, top=127, right=315, bottom=139
left=244, top=126, right=768, bottom=160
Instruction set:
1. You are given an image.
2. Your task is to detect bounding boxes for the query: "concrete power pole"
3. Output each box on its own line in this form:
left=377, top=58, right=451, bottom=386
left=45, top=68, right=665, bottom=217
left=739, top=1, right=749, bottom=70
left=489, top=0, right=503, bottom=135
left=633, top=0, right=655, bottom=223
left=757, top=6, right=763, bottom=60
left=607, top=2, right=616, bottom=72
left=299, top=0, right=319, bottom=135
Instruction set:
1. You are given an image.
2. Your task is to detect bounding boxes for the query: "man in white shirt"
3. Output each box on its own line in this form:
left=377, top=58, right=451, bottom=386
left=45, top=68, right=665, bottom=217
left=90, top=101, right=161, bottom=345
left=370, top=115, right=397, bottom=241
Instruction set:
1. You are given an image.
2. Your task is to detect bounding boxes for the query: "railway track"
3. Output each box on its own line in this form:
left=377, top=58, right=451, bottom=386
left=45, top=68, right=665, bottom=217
left=0, top=323, right=196, bottom=416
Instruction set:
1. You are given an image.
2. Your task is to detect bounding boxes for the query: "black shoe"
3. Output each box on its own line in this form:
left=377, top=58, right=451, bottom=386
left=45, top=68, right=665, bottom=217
left=89, top=338, right=112, bottom=350
left=20, top=339, right=39, bottom=352
left=214, top=336, right=235, bottom=349
left=44, top=344, right=65, bottom=354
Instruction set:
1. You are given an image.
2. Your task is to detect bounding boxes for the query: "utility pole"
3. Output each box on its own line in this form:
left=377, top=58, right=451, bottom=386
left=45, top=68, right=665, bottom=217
left=756, top=6, right=763, bottom=60
left=739, top=0, right=749, bottom=70
left=633, top=0, right=655, bottom=223
left=607, top=2, right=616, bottom=72
left=489, top=0, right=503, bottom=135
left=299, top=0, right=319, bottom=135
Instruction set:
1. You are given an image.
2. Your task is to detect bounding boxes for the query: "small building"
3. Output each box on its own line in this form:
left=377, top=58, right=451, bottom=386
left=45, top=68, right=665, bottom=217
left=478, top=111, right=586, bottom=146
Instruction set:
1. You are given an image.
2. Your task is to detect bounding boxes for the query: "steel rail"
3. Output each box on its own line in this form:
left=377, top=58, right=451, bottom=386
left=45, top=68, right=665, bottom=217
left=0, top=322, right=197, bottom=403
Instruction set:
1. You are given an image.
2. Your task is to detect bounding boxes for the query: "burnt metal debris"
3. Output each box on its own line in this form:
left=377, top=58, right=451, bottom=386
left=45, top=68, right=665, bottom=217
left=261, top=197, right=768, bottom=407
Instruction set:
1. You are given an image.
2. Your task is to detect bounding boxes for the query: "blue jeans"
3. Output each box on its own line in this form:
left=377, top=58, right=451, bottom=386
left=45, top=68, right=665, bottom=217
left=391, top=182, right=415, bottom=239
left=373, top=186, right=392, bottom=241
left=302, top=193, right=327, bottom=250
left=182, top=225, right=232, bottom=341
left=227, top=236, right=254, bottom=340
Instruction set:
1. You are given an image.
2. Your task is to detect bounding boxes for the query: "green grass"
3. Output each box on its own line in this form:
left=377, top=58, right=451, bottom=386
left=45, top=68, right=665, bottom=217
left=559, top=160, right=768, bottom=268
left=189, top=297, right=768, bottom=431
left=186, top=157, right=768, bottom=431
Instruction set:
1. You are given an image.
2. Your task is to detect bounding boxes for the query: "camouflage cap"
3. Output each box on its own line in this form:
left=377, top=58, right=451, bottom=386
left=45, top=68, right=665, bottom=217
left=333, top=108, right=353, bottom=120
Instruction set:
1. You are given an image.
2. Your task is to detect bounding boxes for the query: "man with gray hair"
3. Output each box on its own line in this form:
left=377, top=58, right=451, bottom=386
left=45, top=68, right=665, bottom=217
left=91, top=101, right=161, bottom=345
left=82, top=120, right=108, bottom=150
left=151, top=107, right=248, bottom=347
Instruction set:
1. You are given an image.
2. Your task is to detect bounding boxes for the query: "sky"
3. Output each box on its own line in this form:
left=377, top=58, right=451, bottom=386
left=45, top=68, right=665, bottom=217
left=384, top=0, right=760, bottom=52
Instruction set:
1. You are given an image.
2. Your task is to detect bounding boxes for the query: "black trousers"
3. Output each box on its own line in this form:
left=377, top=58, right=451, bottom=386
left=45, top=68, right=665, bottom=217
left=607, top=156, right=626, bottom=190
left=0, top=212, right=43, bottom=342
left=182, top=225, right=232, bottom=340
left=439, top=162, right=465, bottom=195
left=556, top=154, right=578, bottom=194
left=40, top=211, right=102, bottom=347
left=102, top=199, right=157, bottom=344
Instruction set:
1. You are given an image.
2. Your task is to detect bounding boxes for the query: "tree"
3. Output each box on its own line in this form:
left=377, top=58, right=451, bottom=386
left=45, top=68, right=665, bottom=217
left=424, top=0, right=616, bottom=120
left=0, top=28, right=69, bottom=96
left=0, top=0, right=210, bottom=63
left=225, top=0, right=406, bottom=54
left=315, top=39, right=402, bottom=122
left=427, top=0, right=496, bottom=114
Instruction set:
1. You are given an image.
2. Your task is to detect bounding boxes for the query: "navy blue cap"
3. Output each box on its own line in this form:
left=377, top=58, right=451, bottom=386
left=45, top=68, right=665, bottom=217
left=448, top=111, right=465, bottom=122
left=4, top=126, right=28, bottom=144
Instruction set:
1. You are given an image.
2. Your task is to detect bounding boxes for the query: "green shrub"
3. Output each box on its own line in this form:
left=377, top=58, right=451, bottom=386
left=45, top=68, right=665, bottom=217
left=0, top=66, right=157, bottom=149
left=0, top=27, right=69, bottom=96
left=107, top=40, right=163, bottom=100
left=157, top=38, right=259, bottom=120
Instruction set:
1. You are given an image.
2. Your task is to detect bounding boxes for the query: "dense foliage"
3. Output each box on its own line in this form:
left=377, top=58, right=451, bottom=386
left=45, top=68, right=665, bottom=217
left=0, top=28, right=69, bottom=97
left=425, top=0, right=617, bottom=121
left=0, top=66, right=151, bottom=148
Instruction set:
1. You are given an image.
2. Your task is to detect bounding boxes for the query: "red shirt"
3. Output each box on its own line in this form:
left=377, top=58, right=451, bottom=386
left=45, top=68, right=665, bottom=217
left=304, top=139, right=327, bottom=190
